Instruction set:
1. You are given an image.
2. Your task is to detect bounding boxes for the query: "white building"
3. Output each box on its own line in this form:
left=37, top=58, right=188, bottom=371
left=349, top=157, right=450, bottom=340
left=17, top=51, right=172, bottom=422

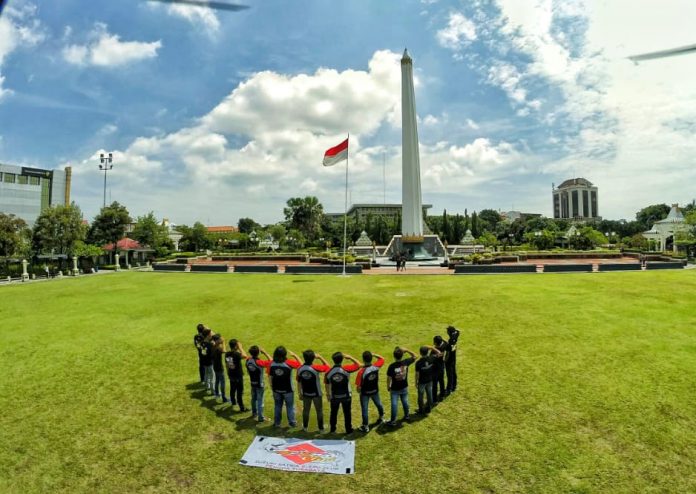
left=552, top=178, right=599, bottom=221
left=642, top=204, right=689, bottom=252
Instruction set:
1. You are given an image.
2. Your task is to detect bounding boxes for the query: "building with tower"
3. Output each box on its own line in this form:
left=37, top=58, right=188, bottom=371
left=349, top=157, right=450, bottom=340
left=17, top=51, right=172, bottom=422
left=552, top=178, right=600, bottom=221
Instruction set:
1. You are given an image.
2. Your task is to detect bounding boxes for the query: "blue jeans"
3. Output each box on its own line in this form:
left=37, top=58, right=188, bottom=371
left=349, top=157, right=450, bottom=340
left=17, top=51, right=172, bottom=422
left=204, top=365, right=214, bottom=391
left=250, top=387, right=265, bottom=421
left=273, top=391, right=296, bottom=427
left=214, top=369, right=226, bottom=399
left=417, top=382, right=433, bottom=413
left=360, top=393, right=384, bottom=426
left=390, top=388, right=409, bottom=422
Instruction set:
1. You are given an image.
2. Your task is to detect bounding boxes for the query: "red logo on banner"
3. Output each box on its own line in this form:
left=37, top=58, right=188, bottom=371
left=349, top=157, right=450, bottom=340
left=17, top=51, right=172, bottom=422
left=275, top=442, right=335, bottom=465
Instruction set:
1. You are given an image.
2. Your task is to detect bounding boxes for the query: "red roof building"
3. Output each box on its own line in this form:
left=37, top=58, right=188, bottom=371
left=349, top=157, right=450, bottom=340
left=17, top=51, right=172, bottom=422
left=103, top=238, right=151, bottom=251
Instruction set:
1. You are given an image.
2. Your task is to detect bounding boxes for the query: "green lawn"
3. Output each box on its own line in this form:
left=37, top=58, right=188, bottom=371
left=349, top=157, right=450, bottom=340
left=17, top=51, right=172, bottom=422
left=1, top=271, right=695, bottom=493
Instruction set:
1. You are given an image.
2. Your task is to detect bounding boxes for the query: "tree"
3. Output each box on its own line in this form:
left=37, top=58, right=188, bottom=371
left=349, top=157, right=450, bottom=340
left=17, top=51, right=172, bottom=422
left=441, top=209, right=451, bottom=244
left=0, top=213, right=31, bottom=259
left=477, top=232, right=499, bottom=249
left=130, top=212, right=172, bottom=257
left=88, top=202, right=132, bottom=248
left=32, top=203, right=87, bottom=255
left=524, top=229, right=555, bottom=250
left=452, top=214, right=464, bottom=244
left=237, top=217, right=259, bottom=234
left=571, top=227, right=606, bottom=250
left=269, top=224, right=287, bottom=243
left=284, top=196, right=324, bottom=244
left=636, top=204, right=670, bottom=230
left=478, top=209, right=501, bottom=233
left=471, top=211, right=479, bottom=237
left=178, top=222, right=211, bottom=252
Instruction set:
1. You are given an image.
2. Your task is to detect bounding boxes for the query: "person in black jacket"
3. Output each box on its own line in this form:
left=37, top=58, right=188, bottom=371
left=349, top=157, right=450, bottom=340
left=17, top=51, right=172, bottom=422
left=211, top=334, right=229, bottom=403
left=432, top=335, right=450, bottom=402
left=194, top=324, right=206, bottom=384
left=225, top=339, right=247, bottom=411
left=446, top=325, right=460, bottom=393
left=200, top=328, right=215, bottom=393
left=325, top=352, right=360, bottom=435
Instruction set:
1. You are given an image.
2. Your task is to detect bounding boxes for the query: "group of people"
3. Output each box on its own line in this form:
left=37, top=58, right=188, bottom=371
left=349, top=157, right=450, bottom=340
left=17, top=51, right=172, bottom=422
left=193, top=324, right=460, bottom=434
left=392, top=250, right=413, bottom=271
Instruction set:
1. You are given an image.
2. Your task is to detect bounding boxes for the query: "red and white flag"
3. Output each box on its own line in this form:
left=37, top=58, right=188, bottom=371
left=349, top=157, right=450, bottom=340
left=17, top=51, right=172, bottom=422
left=322, top=137, right=349, bottom=167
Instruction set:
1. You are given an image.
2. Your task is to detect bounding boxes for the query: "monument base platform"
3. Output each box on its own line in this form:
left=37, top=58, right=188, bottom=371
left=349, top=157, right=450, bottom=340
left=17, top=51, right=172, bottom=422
left=383, top=235, right=446, bottom=261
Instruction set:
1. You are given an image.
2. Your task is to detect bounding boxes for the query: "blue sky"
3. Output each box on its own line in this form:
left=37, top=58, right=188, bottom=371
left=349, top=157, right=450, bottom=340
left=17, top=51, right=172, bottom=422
left=1, top=0, right=695, bottom=225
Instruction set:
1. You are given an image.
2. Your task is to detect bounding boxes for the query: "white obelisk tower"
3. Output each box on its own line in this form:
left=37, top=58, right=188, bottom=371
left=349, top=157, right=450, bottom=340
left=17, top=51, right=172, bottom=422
left=401, top=49, right=424, bottom=238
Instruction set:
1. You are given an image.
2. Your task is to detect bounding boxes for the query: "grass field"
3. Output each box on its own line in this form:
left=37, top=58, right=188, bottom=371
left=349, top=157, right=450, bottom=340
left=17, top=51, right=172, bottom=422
left=1, top=271, right=696, bottom=493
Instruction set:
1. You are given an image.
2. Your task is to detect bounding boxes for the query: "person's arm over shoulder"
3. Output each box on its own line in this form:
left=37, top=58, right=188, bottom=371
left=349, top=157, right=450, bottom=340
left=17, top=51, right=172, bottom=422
left=312, top=363, right=331, bottom=373
left=373, top=354, right=385, bottom=368
left=259, top=347, right=271, bottom=360
left=355, top=367, right=365, bottom=390
left=343, top=354, right=361, bottom=372
left=401, top=348, right=417, bottom=361
left=287, top=359, right=302, bottom=369
left=237, top=342, right=248, bottom=359
left=316, top=354, right=329, bottom=366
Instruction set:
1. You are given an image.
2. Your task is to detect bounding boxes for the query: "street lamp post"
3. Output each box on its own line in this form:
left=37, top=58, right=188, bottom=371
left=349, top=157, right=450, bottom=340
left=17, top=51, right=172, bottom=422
left=249, top=231, right=257, bottom=251
left=99, top=153, right=114, bottom=208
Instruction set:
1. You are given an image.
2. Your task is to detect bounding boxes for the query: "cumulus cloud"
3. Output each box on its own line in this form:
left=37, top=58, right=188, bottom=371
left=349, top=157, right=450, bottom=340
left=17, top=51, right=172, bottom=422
left=62, top=23, right=161, bottom=67
left=67, top=50, right=404, bottom=220
left=0, top=2, right=44, bottom=99
left=436, top=12, right=477, bottom=52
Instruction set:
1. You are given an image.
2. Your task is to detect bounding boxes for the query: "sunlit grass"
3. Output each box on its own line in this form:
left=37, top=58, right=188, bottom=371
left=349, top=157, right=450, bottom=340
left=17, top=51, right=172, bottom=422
left=1, top=270, right=695, bottom=493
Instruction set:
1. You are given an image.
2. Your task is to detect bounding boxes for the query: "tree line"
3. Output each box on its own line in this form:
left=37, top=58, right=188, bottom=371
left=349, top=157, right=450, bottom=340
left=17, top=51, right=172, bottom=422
left=2, top=198, right=694, bottom=263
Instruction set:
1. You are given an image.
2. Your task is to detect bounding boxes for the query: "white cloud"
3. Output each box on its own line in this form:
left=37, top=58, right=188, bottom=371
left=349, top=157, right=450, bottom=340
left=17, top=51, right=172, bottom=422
left=62, top=23, right=161, bottom=67
left=436, top=12, right=477, bottom=53
left=167, top=4, right=220, bottom=32
left=67, top=50, right=405, bottom=221
left=491, top=0, right=696, bottom=217
left=0, top=2, right=44, bottom=99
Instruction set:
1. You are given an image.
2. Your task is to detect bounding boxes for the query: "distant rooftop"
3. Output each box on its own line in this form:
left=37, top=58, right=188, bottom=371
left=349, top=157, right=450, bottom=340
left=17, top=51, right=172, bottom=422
left=556, top=177, right=594, bottom=188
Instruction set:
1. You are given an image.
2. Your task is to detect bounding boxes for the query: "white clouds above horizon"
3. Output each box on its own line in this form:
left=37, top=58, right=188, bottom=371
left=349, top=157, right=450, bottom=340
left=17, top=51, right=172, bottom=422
left=436, top=12, right=477, bottom=54
left=0, top=2, right=44, bottom=99
left=62, top=23, right=161, bottom=67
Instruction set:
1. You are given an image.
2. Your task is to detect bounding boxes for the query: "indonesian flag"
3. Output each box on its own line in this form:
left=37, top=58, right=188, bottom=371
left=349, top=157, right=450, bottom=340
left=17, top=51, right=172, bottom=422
left=322, top=137, right=349, bottom=167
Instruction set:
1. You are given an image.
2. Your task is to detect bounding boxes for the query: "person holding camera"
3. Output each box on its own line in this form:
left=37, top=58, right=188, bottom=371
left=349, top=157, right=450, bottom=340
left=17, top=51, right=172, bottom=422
left=225, top=339, right=247, bottom=411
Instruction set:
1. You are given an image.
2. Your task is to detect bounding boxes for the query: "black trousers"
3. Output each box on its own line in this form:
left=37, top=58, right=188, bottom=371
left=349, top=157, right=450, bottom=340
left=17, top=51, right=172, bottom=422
left=229, top=377, right=244, bottom=408
left=434, top=366, right=446, bottom=400
left=330, top=398, right=352, bottom=433
left=446, top=353, right=457, bottom=392
left=198, top=356, right=205, bottom=382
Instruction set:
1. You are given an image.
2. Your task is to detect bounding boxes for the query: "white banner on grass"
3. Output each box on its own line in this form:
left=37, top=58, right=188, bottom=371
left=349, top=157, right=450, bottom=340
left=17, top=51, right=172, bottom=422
left=240, top=436, right=355, bottom=475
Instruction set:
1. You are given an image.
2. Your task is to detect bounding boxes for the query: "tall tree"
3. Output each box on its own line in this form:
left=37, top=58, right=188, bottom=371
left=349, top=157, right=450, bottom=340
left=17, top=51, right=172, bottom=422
left=441, top=209, right=451, bottom=244
left=636, top=204, right=670, bottom=230
left=130, top=212, right=172, bottom=256
left=88, top=202, right=132, bottom=248
left=471, top=211, right=479, bottom=237
left=478, top=209, right=502, bottom=233
left=178, top=222, right=211, bottom=252
left=0, top=213, right=31, bottom=259
left=452, top=214, right=464, bottom=244
left=237, top=217, right=259, bottom=234
left=283, top=196, right=324, bottom=243
left=32, top=203, right=87, bottom=255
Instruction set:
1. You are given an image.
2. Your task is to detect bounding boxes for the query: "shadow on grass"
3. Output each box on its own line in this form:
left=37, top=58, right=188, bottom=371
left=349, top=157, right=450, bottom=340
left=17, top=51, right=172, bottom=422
left=187, top=382, right=443, bottom=439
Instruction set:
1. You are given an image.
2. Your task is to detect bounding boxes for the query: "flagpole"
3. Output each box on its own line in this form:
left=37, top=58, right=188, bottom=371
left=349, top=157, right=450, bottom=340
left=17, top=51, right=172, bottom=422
left=342, top=133, right=349, bottom=276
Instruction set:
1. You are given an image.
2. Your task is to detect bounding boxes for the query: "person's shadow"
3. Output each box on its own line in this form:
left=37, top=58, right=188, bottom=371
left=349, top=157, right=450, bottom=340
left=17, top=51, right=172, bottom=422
left=186, top=382, right=252, bottom=427
left=186, top=382, right=436, bottom=439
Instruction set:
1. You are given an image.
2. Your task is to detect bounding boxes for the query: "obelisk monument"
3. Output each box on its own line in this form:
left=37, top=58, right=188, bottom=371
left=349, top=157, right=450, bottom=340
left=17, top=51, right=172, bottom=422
left=401, top=49, right=424, bottom=238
